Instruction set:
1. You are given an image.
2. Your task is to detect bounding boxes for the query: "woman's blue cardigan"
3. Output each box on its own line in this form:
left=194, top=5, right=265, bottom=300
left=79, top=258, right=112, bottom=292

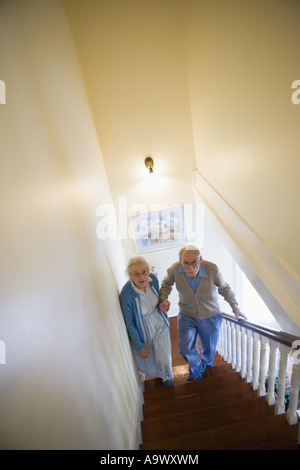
left=119, top=273, right=170, bottom=351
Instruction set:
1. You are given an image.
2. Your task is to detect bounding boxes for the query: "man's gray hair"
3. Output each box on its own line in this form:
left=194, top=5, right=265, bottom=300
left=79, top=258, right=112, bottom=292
left=126, top=256, right=149, bottom=276
left=179, top=244, right=201, bottom=260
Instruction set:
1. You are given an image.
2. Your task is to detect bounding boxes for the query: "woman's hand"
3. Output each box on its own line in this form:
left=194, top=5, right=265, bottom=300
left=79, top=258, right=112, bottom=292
left=160, top=299, right=170, bottom=313
left=138, top=347, right=150, bottom=359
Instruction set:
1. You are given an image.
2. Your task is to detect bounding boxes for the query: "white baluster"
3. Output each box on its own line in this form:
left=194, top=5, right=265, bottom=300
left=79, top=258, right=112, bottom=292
left=217, top=319, right=224, bottom=356
left=286, top=360, right=300, bottom=425
left=226, top=320, right=232, bottom=364
left=240, top=327, right=247, bottom=379
left=246, top=330, right=253, bottom=383
left=257, top=336, right=269, bottom=397
left=231, top=322, right=236, bottom=369
left=220, top=318, right=226, bottom=356
left=223, top=320, right=229, bottom=362
left=275, top=344, right=289, bottom=415
left=252, top=333, right=260, bottom=390
left=222, top=322, right=226, bottom=356
left=266, top=340, right=278, bottom=406
left=221, top=320, right=226, bottom=361
left=235, top=325, right=241, bottom=373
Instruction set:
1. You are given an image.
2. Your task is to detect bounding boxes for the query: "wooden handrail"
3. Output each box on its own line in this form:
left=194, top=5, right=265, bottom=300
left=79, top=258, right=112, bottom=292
left=222, top=312, right=300, bottom=348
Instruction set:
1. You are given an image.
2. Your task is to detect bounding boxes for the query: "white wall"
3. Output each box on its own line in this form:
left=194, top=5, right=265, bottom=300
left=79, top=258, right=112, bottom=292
left=65, top=0, right=196, bottom=212
left=3, top=0, right=299, bottom=450
left=193, top=172, right=300, bottom=334
left=183, top=0, right=300, bottom=330
left=183, top=0, right=300, bottom=282
left=66, top=0, right=200, bottom=321
left=0, top=0, right=138, bottom=450
left=66, top=1, right=300, bottom=335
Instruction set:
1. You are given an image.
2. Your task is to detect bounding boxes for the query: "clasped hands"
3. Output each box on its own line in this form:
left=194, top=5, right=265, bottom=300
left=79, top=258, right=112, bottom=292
left=159, top=299, right=170, bottom=314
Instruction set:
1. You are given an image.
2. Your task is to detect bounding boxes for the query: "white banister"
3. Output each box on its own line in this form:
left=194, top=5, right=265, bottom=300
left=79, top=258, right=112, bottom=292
left=220, top=313, right=300, bottom=429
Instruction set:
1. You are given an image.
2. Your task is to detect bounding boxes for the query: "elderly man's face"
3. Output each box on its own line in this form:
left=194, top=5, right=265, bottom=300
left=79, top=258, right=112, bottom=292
left=180, top=250, right=201, bottom=278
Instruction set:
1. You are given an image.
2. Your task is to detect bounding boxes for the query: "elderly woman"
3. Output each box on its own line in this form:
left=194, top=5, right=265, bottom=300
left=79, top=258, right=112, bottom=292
left=120, top=256, right=173, bottom=387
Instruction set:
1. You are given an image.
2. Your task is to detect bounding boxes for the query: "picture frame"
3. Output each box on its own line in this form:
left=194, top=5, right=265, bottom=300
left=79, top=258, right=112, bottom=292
left=129, top=205, right=186, bottom=253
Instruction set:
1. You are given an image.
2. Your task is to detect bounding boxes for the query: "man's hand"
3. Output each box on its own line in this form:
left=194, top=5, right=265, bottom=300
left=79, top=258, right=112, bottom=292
left=233, top=308, right=247, bottom=321
left=160, top=299, right=170, bottom=313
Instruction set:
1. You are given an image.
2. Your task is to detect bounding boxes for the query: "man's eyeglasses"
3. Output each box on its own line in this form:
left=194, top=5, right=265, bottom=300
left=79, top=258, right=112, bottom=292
left=182, top=259, right=200, bottom=268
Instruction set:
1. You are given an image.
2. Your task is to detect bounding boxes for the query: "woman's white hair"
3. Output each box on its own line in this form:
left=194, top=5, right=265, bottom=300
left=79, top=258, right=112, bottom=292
left=126, top=256, right=149, bottom=276
left=179, top=244, right=201, bottom=260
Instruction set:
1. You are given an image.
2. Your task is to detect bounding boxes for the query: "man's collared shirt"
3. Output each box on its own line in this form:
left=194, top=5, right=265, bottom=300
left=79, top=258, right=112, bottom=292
left=177, top=263, right=208, bottom=292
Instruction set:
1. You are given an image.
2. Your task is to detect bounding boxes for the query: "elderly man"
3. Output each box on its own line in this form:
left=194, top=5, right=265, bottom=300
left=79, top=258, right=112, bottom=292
left=160, top=244, right=246, bottom=381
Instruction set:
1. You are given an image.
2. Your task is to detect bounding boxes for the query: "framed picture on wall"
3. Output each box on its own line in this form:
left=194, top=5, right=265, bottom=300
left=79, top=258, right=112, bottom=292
left=129, top=205, right=186, bottom=253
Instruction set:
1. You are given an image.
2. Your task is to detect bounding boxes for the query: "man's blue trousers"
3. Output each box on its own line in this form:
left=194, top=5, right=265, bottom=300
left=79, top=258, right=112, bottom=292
left=178, top=312, right=222, bottom=380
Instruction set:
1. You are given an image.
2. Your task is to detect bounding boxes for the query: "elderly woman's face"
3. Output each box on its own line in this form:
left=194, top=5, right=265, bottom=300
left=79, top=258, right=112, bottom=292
left=129, top=262, right=150, bottom=291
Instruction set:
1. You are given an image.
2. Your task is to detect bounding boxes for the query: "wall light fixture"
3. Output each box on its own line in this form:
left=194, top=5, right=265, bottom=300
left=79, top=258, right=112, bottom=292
left=145, top=156, right=154, bottom=174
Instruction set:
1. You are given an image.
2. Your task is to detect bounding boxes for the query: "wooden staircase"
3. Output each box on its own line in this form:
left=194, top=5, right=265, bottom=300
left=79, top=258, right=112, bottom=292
left=140, top=318, right=300, bottom=450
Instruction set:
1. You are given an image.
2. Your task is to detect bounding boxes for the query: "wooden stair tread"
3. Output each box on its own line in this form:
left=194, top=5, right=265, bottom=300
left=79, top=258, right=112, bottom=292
left=142, top=396, right=275, bottom=443
left=144, top=369, right=244, bottom=402
left=140, top=413, right=299, bottom=450
left=144, top=353, right=229, bottom=390
left=143, top=382, right=256, bottom=419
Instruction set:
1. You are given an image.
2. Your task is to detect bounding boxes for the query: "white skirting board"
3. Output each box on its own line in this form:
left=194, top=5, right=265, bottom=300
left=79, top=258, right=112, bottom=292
left=133, top=377, right=145, bottom=450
